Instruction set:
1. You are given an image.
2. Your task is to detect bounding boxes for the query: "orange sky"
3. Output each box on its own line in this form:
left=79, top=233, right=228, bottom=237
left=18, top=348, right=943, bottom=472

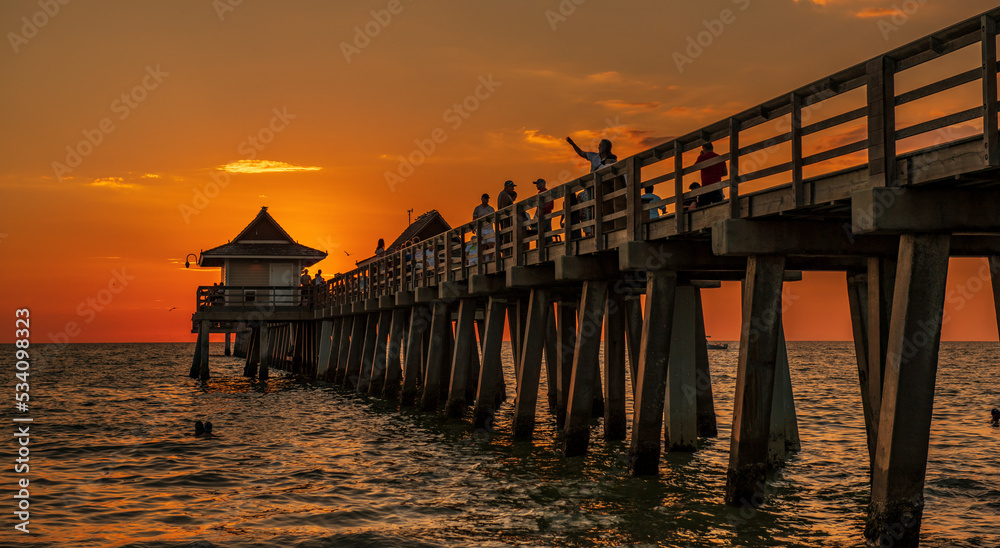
left=2, top=0, right=999, bottom=343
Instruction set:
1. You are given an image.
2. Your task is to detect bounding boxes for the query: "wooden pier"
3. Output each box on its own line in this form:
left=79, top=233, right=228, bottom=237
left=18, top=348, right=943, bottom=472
left=191, top=9, right=1000, bottom=546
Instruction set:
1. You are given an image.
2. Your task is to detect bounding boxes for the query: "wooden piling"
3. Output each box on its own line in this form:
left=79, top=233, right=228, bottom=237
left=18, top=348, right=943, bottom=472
left=344, top=314, right=367, bottom=388
left=473, top=296, right=507, bottom=430
left=420, top=301, right=450, bottom=411
left=603, top=288, right=628, bottom=441
left=401, top=306, right=430, bottom=406
left=555, top=297, right=578, bottom=427
left=693, top=287, right=718, bottom=437
left=628, top=271, right=677, bottom=475
left=544, top=308, right=559, bottom=413
left=224, top=331, right=231, bottom=356
left=382, top=307, right=407, bottom=399
left=866, top=234, right=950, bottom=547
left=624, top=295, right=643, bottom=397
left=190, top=326, right=204, bottom=378
left=259, top=323, right=271, bottom=381
left=316, top=320, right=334, bottom=380
left=563, top=280, right=608, bottom=457
left=358, top=312, right=380, bottom=393
left=725, top=255, right=785, bottom=506
left=511, top=288, right=551, bottom=439
left=334, top=316, right=353, bottom=384
left=847, top=270, right=878, bottom=467
left=244, top=326, right=259, bottom=378
left=368, top=310, right=393, bottom=396
left=867, top=256, right=896, bottom=440
left=446, top=298, right=477, bottom=417
left=665, top=284, right=698, bottom=452
left=767, top=325, right=800, bottom=466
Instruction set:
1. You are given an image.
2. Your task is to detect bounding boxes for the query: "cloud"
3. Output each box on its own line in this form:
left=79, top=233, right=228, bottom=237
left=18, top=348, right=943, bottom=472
left=89, top=177, right=135, bottom=190
left=855, top=7, right=903, bottom=18
left=597, top=99, right=662, bottom=112
left=220, top=160, right=322, bottom=174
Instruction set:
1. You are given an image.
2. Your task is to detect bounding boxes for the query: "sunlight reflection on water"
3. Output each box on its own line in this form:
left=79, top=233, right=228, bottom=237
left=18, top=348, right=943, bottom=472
left=2, top=341, right=997, bottom=548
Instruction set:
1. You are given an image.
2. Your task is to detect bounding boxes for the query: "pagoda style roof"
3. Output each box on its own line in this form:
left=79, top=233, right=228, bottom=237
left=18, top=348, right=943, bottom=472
left=198, top=207, right=327, bottom=267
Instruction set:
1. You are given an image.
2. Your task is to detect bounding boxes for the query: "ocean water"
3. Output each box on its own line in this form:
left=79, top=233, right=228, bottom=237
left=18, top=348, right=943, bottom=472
left=2, top=342, right=998, bottom=548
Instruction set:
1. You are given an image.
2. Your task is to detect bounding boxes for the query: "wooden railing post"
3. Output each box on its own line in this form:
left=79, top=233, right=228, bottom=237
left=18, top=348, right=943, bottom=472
left=493, top=212, right=502, bottom=272
left=867, top=55, right=897, bottom=187
left=791, top=92, right=805, bottom=206
left=563, top=184, right=574, bottom=255
left=674, top=143, right=685, bottom=234
left=626, top=157, right=642, bottom=241
left=512, top=204, right=523, bottom=266
left=593, top=170, right=605, bottom=250
left=729, top=118, right=740, bottom=219
left=983, top=14, right=999, bottom=166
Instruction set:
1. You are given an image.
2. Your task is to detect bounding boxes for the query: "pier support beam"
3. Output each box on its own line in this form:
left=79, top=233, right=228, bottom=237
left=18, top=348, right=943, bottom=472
left=420, top=301, right=450, bottom=411
left=847, top=270, right=878, bottom=468
left=224, top=332, right=231, bottom=356
left=344, top=315, right=367, bottom=388
left=327, top=318, right=343, bottom=382
left=316, top=320, right=334, bottom=380
left=665, top=284, right=698, bottom=452
left=725, top=255, right=785, bottom=506
left=603, top=288, right=628, bottom=441
left=555, top=296, right=578, bottom=427
left=624, top=295, right=643, bottom=398
left=512, top=288, right=551, bottom=439
left=382, top=307, right=407, bottom=399
left=563, top=280, right=608, bottom=457
left=259, top=323, right=271, bottom=381
left=358, top=312, right=381, bottom=393
left=544, top=309, right=559, bottom=413
left=866, top=234, right=950, bottom=547
left=868, top=256, right=897, bottom=448
left=190, top=327, right=204, bottom=378
left=767, top=325, right=800, bottom=466
left=244, top=326, right=259, bottom=378
left=334, top=316, right=353, bottom=384
left=628, top=271, right=677, bottom=475
left=401, top=306, right=431, bottom=406
left=473, top=297, right=507, bottom=430
left=368, top=310, right=393, bottom=396
left=198, top=320, right=210, bottom=380
left=694, top=287, right=718, bottom=437
left=446, top=299, right=478, bottom=417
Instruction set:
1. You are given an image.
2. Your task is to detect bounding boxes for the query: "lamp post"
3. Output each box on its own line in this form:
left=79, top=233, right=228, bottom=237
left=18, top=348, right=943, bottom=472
left=185, top=253, right=198, bottom=268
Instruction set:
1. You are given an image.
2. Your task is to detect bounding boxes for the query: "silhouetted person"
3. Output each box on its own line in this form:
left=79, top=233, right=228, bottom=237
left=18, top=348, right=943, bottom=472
left=375, top=238, right=385, bottom=256
left=194, top=420, right=205, bottom=437
left=696, top=142, right=726, bottom=205
left=203, top=421, right=218, bottom=438
left=567, top=137, right=617, bottom=171
left=300, top=269, right=311, bottom=286
left=313, top=269, right=324, bottom=285
left=991, top=407, right=999, bottom=427
left=497, top=180, right=516, bottom=209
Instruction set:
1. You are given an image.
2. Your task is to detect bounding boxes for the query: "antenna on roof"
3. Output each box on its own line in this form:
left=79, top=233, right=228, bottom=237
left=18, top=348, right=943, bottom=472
left=407, top=208, right=413, bottom=225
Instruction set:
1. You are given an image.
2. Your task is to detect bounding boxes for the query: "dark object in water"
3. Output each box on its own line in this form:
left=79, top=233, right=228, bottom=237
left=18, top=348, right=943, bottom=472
left=707, top=342, right=728, bottom=350
left=991, top=408, right=999, bottom=427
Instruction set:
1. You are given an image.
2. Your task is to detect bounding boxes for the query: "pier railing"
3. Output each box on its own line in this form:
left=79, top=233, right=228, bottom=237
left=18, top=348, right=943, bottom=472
left=309, top=9, right=998, bottom=308
left=196, top=9, right=999, bottom=314
left=195, top=285, right=319, bottom=310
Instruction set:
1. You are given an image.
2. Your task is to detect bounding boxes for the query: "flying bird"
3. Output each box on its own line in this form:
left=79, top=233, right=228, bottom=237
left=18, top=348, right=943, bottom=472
left=344, top=251, right=352, bottom=256
left=168, top=307, right=177, bottom=312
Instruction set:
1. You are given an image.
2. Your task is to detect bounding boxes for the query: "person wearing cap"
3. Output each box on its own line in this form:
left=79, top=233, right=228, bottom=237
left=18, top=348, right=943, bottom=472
left=473, top=193, right=495, bottom=220
left=498, top=180, right=517, bottom=209
left=497, top=181, right=517, bottom=254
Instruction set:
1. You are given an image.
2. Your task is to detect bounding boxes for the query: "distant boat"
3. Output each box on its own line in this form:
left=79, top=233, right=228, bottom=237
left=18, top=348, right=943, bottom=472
left=706, top=336, right=728, bottom=350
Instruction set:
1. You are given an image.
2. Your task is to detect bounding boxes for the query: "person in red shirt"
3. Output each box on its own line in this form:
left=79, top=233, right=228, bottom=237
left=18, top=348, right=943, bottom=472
left=696, top=142, right=727, bottom=205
